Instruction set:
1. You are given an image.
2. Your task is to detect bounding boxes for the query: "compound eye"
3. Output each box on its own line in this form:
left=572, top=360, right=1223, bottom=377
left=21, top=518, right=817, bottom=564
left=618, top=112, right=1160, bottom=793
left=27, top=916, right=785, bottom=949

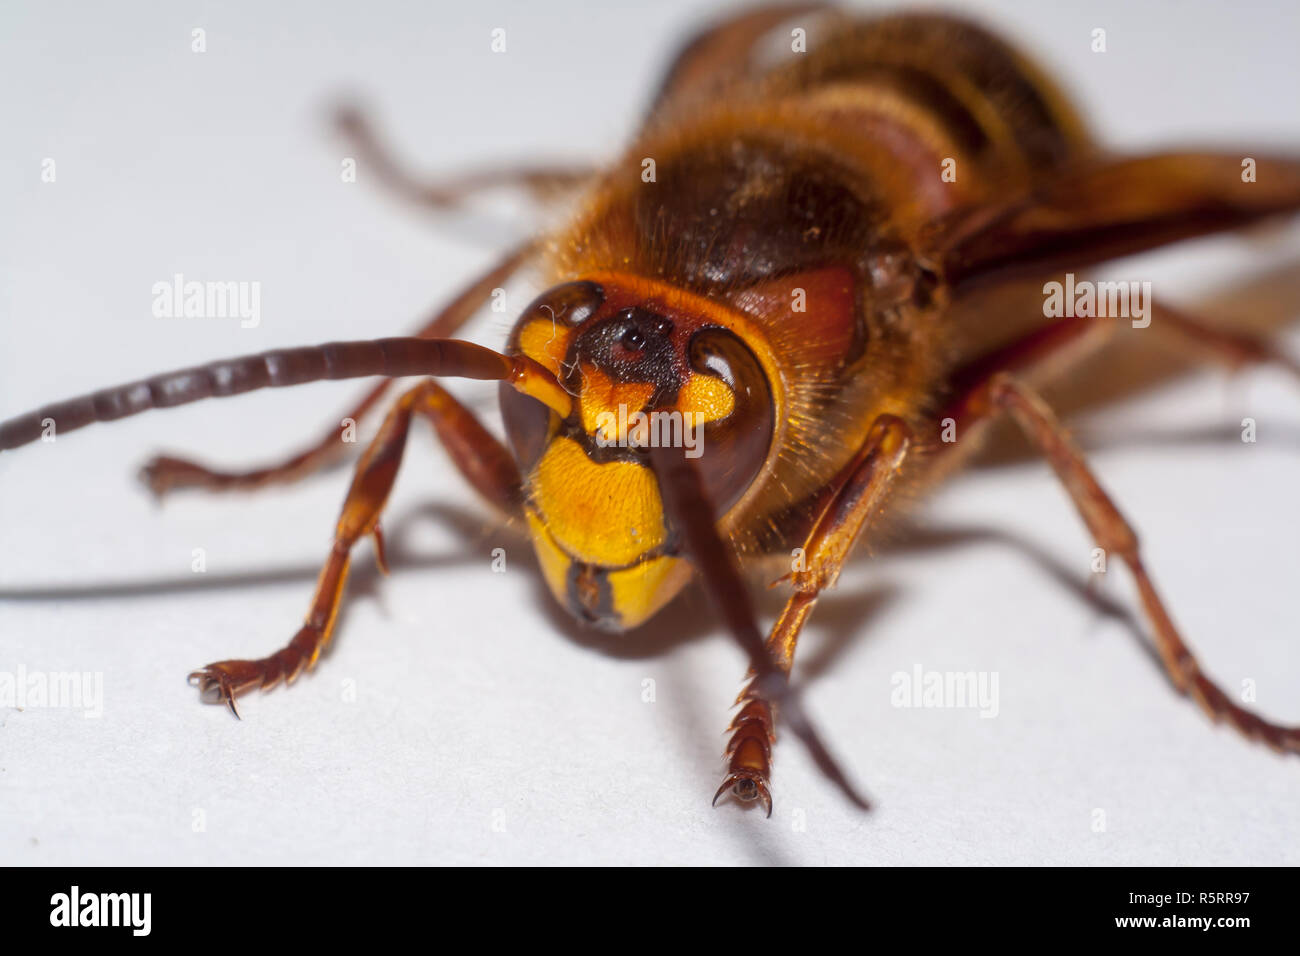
left=691, top=334, right=740, bottom=387
left=685, top=328, right=773, bottom=515
left=687, top=328, right=766, bottom=408
left=524, top=280, right=605, bottom=331
left=503, top=282, right=604, bottom=470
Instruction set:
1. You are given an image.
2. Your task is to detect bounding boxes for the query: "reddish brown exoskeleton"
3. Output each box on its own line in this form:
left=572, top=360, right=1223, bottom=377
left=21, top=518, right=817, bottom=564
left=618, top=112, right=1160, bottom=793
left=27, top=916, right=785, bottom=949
left=3, top=5, right=1299, bottom=816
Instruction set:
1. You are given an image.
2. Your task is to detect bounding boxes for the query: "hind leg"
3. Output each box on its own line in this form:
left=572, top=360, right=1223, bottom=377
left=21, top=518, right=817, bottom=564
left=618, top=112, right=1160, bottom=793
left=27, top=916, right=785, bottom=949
left=949, top=371, right=1300, bottom=752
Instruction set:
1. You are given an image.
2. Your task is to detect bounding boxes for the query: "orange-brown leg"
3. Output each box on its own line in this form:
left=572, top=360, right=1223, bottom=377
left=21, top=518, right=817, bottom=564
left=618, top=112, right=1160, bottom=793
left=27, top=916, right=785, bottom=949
left=716, top=414, right=913, bottom=814
left=187, top=379, right=521, bottom=715
left=952, top=372, right=1300, bottom=752
left=651, top=444, right=872, bottom=813
left=1150, top=299, right=1300, bottom=379
left=140, top=243, right=532, bottom=497
left=712, top=305, right=1299, bottom=811
left=334, top=105, right=592, bottom=211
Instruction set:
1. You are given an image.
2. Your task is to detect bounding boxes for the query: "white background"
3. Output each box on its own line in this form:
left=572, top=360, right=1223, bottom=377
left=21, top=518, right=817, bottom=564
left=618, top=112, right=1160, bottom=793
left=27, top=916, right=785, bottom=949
left=2, top=0, right=1298, bottom=866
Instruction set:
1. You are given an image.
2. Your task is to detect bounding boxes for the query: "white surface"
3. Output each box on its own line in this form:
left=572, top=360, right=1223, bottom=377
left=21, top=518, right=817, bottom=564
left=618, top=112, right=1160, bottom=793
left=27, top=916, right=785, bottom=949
left=1, top=0, right=1298, bottom=866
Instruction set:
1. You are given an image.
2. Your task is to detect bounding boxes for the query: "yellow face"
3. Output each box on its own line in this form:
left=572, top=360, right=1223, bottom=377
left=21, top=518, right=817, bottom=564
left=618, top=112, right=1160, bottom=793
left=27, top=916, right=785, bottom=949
left=501, top=274, right=774, bottom=631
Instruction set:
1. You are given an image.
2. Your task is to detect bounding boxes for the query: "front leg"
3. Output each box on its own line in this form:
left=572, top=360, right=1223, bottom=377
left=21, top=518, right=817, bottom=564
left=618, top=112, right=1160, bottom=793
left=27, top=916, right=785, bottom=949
left=189, top=380, right=521, bottom=715
left=650, top=445, right=873, bottom=815
left=717, top=415, right=913, bottom=814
